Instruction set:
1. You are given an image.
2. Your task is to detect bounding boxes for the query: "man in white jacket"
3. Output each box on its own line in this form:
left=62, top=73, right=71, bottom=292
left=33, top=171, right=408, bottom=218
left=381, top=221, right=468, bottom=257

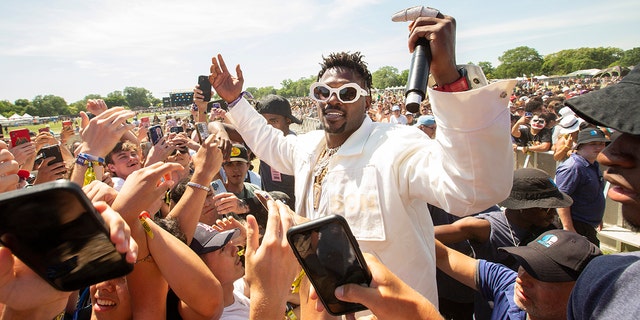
left=206, top=13, right=515, bottom=307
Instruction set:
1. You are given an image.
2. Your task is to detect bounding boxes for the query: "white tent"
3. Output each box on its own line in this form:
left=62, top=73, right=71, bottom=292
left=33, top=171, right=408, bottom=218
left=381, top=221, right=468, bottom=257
left=9, top=113, right=21, bottom=120
left=21, top=113, right=33, bottom=120
left=0, top=114, right=7, bottom=120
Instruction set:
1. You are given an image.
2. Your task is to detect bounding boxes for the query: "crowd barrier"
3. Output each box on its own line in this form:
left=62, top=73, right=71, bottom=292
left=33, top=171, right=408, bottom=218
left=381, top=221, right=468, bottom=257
left=290, top=117, right=639, bottom=252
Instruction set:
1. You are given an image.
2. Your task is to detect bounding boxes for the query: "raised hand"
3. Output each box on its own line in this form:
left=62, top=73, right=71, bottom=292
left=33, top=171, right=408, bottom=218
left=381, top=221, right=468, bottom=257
left=209, top=54, right=244, bottom=103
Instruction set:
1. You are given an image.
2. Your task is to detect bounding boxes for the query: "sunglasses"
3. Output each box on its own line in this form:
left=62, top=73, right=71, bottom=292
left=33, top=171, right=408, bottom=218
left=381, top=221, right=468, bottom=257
left=309, top=82, right=369, bottom=104
left=532, top=119, right=545, bottom=123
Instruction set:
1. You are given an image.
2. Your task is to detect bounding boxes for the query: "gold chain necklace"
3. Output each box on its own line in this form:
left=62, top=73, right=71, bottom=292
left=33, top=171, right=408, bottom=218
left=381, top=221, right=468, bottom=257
left=312, top=145, right=341, bottom=209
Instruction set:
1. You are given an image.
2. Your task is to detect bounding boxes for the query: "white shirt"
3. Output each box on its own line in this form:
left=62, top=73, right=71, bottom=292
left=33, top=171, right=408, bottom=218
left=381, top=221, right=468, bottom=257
left=227, top=79, right=516, bottom=305
left=220, top=279, right=251, bottom=319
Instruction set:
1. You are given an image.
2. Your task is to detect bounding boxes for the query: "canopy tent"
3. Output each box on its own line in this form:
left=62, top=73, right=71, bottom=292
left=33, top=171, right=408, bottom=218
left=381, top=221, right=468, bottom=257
left=21, top=113, right=33, bottom=120
left=594, top=66, right=630, bottom=78
left=566, top=69, right=601, bottom=77
left=9, top=113, right=21, bottom=120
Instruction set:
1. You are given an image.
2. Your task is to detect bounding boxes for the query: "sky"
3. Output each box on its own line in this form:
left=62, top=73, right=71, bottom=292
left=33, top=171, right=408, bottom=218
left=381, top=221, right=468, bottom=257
left=1, top=0, right=639, bottom=103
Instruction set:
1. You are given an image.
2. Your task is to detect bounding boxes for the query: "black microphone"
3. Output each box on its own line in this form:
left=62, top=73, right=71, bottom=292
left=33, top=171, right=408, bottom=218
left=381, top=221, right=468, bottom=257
left=391, top=6, right=440, bottom=113
left=405, top=37, right=431, bottom=113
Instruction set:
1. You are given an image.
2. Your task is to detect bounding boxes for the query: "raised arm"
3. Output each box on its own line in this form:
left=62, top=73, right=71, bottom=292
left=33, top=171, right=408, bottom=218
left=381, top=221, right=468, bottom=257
left=166, top=133, right=223, bottom=243
left=435, top=216, right=491, bottom=244
left=434, top=239, right=479, bottom=290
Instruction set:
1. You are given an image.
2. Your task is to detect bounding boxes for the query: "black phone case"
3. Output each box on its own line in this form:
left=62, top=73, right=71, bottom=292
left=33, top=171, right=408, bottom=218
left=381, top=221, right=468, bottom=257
left=0, top=181, right=133, bottom=291
left=39, top=145, right=64, bottom=165
left=198, top=75, right=211, bottom=102
left=286, top=215, right=371, bottom=316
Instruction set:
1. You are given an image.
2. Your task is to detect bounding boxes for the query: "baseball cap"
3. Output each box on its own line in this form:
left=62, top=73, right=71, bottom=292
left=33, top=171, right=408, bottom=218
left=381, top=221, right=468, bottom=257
left=415, top=115, right=435, bottom=127
left=256, top=94, right=302, bottom=125
left=228, top=144, right=249, bottom=163
left=498, top=168, right=573, bottom=209
left=576, top=128, right=609, bottom=146
left=391, top=105, right=401, bottom=111
left=565, top=64, right=640, bottom=135
left=189, top=222, right=240, bottom=255
left=499, top=230, right=602, bottom=282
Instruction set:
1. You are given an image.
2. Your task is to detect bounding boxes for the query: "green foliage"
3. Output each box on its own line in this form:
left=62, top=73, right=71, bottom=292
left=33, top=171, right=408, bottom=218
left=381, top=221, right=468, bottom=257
left=372, top=66, right=404, bottom=89
left=105, top=91, right=127, bottom=108
left=619, top=47, right=640, bottom=67
left=277, top=76, right=315, bottom=98
left=124, top=87, right=152, bottom=108
left=247, top=86, right=277, bottom=100
left=477, top=61, right=494, bottom=78
left=30, top=95, right=69, bottom=116
left=494, top=46, right=543, bottom=78
left=541, top=47, right=623, bottom=75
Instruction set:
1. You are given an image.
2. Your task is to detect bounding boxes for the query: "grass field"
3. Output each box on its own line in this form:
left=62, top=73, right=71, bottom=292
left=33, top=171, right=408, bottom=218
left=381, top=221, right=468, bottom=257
left=4, top=110, right=191, bottom=137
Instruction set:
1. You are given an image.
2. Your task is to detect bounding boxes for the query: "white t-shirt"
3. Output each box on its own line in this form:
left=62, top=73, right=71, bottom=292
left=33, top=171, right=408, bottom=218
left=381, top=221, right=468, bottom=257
left=389, top=114, right=408, bottom=125
left=220, top=279, right=251, bottom=319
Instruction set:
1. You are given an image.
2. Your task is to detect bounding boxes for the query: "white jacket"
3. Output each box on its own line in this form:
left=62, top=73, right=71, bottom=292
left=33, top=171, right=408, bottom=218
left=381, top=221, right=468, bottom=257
left=227, top=79, right=516, bottom=305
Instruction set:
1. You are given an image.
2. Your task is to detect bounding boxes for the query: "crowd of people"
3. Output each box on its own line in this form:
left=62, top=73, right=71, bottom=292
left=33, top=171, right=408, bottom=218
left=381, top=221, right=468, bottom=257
left=0, top=7, right=638, bottom=320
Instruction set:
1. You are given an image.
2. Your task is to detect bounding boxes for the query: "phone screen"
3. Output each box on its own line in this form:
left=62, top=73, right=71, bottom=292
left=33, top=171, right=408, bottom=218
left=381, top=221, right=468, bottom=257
left=148, top=125, right=163, bottom=145
left=0, top=181, right=133, bottom=291
left=287, top=215, right=371, bottom=316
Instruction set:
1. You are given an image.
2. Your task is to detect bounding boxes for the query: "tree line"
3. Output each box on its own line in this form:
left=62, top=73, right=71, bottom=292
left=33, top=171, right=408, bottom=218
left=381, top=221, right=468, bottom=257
left=2, top=46, right=638, bottom=118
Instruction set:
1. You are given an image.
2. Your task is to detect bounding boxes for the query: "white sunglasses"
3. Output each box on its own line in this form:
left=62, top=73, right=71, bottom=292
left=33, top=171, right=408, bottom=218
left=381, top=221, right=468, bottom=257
left=309, top=82, right=369, bottom=104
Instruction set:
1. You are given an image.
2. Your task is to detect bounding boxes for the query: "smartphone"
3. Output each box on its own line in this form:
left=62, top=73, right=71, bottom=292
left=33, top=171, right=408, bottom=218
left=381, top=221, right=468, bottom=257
left=198, top=75, right=212, bottom=102
left=38, top=144, right=64, bottom=166
left=254, top=190, right=271, bottom=211
left=38, top=127, right=50, bottom=133
left=287, top=215, right=372, bottom=316
left=525, top=112, right=533, bottom=118
left=140, top=117, right=150, bottom=128
left=210, top=179, right=227, bottom=195
left=207, top=99, right=228, bottom=113
left=0, top=180, right=134, bottom=291
left=170, top=126, right=184, bottom=134
left=148, top=125, right=164, bottom=145
left=195, top=122, right=209, bottom=142
left=62, top=120, right=73, bottom=129
left=9, top=128, right=31, bottom=147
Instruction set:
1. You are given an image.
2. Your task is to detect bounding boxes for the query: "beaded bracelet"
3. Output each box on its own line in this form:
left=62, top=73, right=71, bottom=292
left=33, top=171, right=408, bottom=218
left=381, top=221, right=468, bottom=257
left=187, top=181, right=211, bottom=192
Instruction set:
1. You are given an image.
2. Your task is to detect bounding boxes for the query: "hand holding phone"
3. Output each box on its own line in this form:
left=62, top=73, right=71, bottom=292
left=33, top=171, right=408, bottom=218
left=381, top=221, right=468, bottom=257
left=198, top=75, right=212, bottom=102
left=210, top=179, right=227, bottom=195
left=287, top=215, right=372, bottom=316
left=0, top=181, right=134, bottom=291
left=38, top=145, right=64, bottom=166
left=148, top=125, right=164, bottom=145
left=195, top=122, right=210, bottom=143
left=9, top=128, right=31, bottom=148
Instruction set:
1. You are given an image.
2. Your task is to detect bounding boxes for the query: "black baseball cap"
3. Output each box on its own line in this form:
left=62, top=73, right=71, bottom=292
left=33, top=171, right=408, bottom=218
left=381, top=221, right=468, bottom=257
left=256, top=95, right=302, bottom=124
left=499, top=230, right=601, bottom=282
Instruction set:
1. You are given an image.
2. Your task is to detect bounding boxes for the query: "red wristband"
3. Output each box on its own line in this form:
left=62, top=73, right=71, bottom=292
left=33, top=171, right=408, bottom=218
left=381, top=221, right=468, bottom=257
left=434, top=75, right=470, bottom=92
left=434, top=68, right=470, bottom=92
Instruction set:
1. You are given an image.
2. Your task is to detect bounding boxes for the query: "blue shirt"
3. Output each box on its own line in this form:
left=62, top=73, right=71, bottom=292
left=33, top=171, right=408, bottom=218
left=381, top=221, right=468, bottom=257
left=555, top=153, right=605, bottom=227
left=476, top=260, right=527, bottom=320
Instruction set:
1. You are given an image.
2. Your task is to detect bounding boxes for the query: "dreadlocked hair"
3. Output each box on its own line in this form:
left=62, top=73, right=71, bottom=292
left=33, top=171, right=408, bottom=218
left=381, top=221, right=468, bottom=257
left=317, top=52, right=372, bottom=90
